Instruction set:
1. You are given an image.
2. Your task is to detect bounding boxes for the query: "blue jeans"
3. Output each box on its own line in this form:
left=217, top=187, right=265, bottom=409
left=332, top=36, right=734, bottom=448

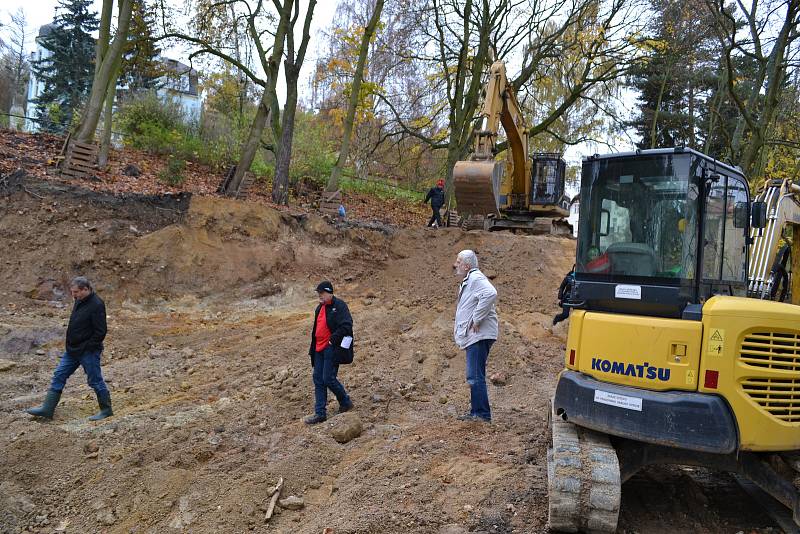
left=50, top=350, right=109, bottom=394
left=465, top=339, right=494, bottom=420
left=312, top=346, right=351, bottom=417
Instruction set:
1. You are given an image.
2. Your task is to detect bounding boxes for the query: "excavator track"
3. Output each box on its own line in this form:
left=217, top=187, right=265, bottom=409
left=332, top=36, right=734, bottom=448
left=548, top=416, right=621, bottom=533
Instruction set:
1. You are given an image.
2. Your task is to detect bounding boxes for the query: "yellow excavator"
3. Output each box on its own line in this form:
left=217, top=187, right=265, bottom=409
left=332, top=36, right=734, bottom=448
left=748, top=176, right=800, bottom=301
left=548, top=147, right=800, bottom=532
left=452, top=60, right=570, bottom=233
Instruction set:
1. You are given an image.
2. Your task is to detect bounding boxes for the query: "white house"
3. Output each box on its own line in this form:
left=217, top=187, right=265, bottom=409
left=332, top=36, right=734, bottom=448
left=26, top=24, right=202, bottom=132
left=568, top=194, right=580, bottom=237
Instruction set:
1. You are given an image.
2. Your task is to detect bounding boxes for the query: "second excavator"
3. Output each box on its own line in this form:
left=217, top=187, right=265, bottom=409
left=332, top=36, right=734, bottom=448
left=453, top=60, right=570, bottom=234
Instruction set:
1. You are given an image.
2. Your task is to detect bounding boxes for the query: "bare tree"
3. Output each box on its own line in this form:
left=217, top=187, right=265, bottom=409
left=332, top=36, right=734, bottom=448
left=704, top=0, right=800, bottom=178
left=73, top=0, right=134, bottom=147
left=375, top=0, right=644, bottom=204
left=2, top=8, right=30, bottom=114
left=271, top=0, right=317, bottom=205
left=160, top=0, right=300, bottom=197
left=326, top=0, right=384, bottom=192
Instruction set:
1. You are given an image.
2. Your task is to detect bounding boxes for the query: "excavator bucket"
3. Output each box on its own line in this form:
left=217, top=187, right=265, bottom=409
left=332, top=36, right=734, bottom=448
left=453, top=160, right=503, bottom=216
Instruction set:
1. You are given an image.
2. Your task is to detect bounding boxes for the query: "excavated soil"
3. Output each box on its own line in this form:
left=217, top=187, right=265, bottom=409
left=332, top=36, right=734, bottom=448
left=0, top=175, right=784, bottom=533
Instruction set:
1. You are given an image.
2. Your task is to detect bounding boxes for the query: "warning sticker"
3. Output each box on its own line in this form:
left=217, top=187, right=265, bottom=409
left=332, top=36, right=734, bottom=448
left=686, top=370, right=696, bottom=385
left=707, top=329, right=725, bottom=355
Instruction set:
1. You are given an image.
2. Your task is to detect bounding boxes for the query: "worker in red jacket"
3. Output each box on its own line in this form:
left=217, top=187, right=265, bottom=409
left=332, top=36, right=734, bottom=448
left=305, top=281, right=354, bottom=424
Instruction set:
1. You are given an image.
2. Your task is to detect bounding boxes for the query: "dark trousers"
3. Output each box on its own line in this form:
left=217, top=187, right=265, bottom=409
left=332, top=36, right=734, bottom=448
left=465, top=339, right=494, bottom=420
left=427, top=206, right=443, bottom=227
left=312, top=346, right=351, bottom=417
left=50, top=350, right=109, bottom=394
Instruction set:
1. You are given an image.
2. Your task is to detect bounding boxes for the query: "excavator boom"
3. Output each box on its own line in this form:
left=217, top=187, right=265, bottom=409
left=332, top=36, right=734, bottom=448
left=453, top=60, right=530, bottom=216
left=453, top=60, right=569, bottom=233
left=748, top=178, right=800, bottom=301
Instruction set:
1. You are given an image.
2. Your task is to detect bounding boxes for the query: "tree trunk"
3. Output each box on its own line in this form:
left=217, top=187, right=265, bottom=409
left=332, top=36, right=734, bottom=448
left=226, top=0, right=292, bottom=196
left=228, top=91, right=271, bottom=195
left=327, top=0, right=384, bottom=192
left=272, top=77, right=298, bottom=205
left=74, top=0, right=133, bottom=143
left=98, top=54, right=122, bottom=169
left=98, top=87, right=115, bottom=169
left=271, top=0, right=316, bottom=205
left=649, top=65, right=671, bottom=149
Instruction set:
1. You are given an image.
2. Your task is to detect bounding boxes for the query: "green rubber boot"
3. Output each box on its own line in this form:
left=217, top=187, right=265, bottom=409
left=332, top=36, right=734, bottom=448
left=26, top=389, right=61, bottom=419
left=88, top=390, right=113, bottom=421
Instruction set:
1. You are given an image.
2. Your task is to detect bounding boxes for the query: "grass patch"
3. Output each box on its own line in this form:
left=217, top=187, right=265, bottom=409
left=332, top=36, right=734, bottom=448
left=339, top=175, right=424, bottom=202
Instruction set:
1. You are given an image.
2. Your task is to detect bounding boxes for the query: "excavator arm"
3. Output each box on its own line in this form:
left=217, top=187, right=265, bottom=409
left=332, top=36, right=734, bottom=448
left=454, top=60, right=531, bottom=215
left=748, top=178, right=800, bottom=302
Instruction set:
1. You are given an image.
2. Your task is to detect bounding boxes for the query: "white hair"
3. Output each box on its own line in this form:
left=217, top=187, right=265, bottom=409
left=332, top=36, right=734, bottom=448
left=457, top=250, right=479, bottom=269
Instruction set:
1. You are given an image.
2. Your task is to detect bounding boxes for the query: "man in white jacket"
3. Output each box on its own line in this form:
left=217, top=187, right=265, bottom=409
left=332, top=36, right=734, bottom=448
left=453, top=250, right=498, bottom=421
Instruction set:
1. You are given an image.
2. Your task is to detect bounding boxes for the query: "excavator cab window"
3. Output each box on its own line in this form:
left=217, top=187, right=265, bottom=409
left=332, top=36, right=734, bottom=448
left=701, top=174, right=749, bottom=295
left=577, top=154, right=697, bottom=284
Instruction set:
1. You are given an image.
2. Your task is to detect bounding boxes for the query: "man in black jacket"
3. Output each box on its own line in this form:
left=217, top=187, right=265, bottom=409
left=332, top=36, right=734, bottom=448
left=424, top=179, right=445, bottom=227
left=305, top=281, right=354, bottom=424
left=27, top=277, right=113, bottom=421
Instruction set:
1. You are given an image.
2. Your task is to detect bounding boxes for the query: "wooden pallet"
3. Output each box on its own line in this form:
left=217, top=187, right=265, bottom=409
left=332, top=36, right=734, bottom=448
left=61, top=140, right=98, bottom=179
left=236, top=172, right=254, bottom=199
left=320, top=190, right=342, bottom=216
left=218, top=165, right=254, bottom=199
left=445, top=208, right=459, bottom=227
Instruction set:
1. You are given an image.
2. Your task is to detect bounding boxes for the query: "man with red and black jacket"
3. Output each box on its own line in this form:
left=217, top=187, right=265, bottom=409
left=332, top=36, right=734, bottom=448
left=305, top=281, right=354, bottom=424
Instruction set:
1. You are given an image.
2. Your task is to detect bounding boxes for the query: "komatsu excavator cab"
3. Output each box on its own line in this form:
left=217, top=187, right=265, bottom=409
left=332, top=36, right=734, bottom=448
left=573, top=147, right=753, bottom=318
left=548, top=148, right=800, bottom=533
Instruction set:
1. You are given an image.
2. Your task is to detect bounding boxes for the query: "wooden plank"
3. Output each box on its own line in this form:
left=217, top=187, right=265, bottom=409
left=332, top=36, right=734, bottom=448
left=69, top=155, right=96, bottom=165
left=70, top=152, right=96, bottom=162
left=71, top=141, right=98, bottom=151
left=68, top=160, right=94, bottom=170
left=70, top=145, right=98, bottom=154
left=69, top=159, right=95, bottom=168
left=321, top=190, right=341, bottom=202
left=70, top=149, right=98, bottom=160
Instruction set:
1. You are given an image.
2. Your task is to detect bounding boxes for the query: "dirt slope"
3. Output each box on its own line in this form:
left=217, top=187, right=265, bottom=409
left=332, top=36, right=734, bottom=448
left=0, top=176, right=781, bottom=534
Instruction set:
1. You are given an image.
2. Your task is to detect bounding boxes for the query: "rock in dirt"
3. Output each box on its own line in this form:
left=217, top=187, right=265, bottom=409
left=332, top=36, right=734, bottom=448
left=83, top=440, right=99, bottom=454
left=0, top=359, right=16, bottom=371
left=278, top=496, right=305, bottom=510
left=123, top=164, right=141, bottom=177
left=489, top=371, right=508, bottom=386
left=329, top=413, right=363, bottom=444
left=439, top=524, right=467, bottom=534
left=26, top=279, right=65, bottom=301
left=96, top=509, right=116, bottom=526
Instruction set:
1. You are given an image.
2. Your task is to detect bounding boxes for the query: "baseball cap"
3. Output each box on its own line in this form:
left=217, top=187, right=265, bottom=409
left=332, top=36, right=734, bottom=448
left=316, top=281, right=334, bottom=294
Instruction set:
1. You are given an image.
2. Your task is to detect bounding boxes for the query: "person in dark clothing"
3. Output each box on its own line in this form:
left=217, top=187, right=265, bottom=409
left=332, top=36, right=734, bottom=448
left=305, top=281, right=354, bottom=424
left=424, top=179, right=446, bottom=227
left=26, top=277, right=113, bottom=421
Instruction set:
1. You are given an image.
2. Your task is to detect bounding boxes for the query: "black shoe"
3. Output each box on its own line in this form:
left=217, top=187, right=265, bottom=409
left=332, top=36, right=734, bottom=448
left=337, top=401, right=354, bottom=414
left=88, top=390, right=113, bottom=421
left=26, top=389, right=62, bottom=420
left=304, top=414, right=326, bottom=425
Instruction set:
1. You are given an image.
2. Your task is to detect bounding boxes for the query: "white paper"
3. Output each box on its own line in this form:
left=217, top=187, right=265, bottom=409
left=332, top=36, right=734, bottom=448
left=614, top=284, right=642, bottom=300
left=594, top=390, right=643, bottom=411
left=340, top=336, right=353, bottom=349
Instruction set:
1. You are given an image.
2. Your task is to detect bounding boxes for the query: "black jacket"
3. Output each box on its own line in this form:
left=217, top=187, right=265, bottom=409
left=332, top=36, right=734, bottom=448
left=425, top=186, right=445, bottom=209
left=66, top=292, right=107, bottom=355
left=309, top=296, right=354, bottom=365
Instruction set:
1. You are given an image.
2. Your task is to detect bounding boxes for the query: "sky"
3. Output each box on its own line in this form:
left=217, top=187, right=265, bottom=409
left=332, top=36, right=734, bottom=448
left=0, top=0, right=339, bottom=103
